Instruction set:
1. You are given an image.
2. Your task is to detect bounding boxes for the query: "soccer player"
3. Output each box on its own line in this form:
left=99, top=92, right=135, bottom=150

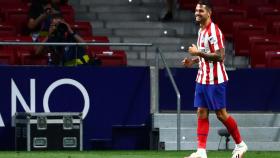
left=182, top=0, right=248, bottom=158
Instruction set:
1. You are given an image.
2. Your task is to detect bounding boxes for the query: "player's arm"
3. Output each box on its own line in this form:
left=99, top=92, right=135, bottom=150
left=182, top=56, right=199, bottom=68
left=188, top=44, right=224, bottom=62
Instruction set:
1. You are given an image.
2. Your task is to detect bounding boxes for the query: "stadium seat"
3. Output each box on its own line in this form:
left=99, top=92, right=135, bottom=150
left=3, top=6, right=29, bottom=35
left=265, top=51, right=280, bottom=68
left=249, top=36, right=280, bottom=68
left=271, top=21, right=280, bottom=34
left=233, top=20, right=267, bottom=56
left=213, top=6, right=247, bottom=39
left=70, top=21, right=92, bottom=37
left=0, top=23, right=16, bottom=36
left=60, top=4, right=75, bottom=23
left=179, top=0, right=197, bottom=10
left=19, top=51, right=48, bottom=65
left=84, top=36, right=110, bottom=55
left=179, top=0, right=231, bottom=10
left=259, top=7, right=280, bottom=27
left=95, top=50, right=127, bottom=66
left=239, top=0, right=270, bottom=17
left=0, top=49, right=17, bottom=65
left=0, top=0, right=23, bottom=5
left=0, top=36, right=34, bottom=55
left=211, top=0, right=230, bottom=6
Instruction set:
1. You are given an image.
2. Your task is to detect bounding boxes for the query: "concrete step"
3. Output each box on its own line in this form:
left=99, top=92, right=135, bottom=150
left=139, top=52, right=187, bottom=60
left=113, top=28, right=177, bottom=37
left=127, top=59, right=185, bottom=67
left=153, top=113, right=280, bottom=128
left=97, top=12, right=159, bottom=21
left=105, top=21, right=197, bottom=35
left=159, top=127, right=280, bottom=142
left=75, top=13, right=97, bottom=21
left=131, top=44, right=187, bottom=52
left=80, top=0, right=142, bottom=6
left=89, top=6, right=162, bottom=13
left=233, top=56, right=250, bottom=68
left=90, top=21, right=105, bottom=29
left=68, top=0, right=80, bottom=6
left=164, top=141, right=280, bottom=151
left=123, top=37, right=196, bottom=45
left=92, top=28, right=113, bottom=36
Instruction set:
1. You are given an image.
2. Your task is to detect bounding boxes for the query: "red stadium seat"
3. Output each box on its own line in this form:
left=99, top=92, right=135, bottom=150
left=70, top=21, right=92, bottom=37
left=0, top=36, right=34, bottom=54
left=249, top=36, right=280, bottom=68
left=211, top=0, right=230, bottom=6
left=95, top=50, right=127, bottom=66
left=239, top=0, right=269, bottom=17
left=0, top=49, right=17, bottom=65
left=213, top=6, right=247, bottom=39
left=259, top=7, right=280, bottom=28
left=60, top=5, right=75, bottom=23
left=233, top=20, right=267, bottom=56
left=265, top=51, right=280, bottom=68
left=19, top=51, right=48, bottom=65
left=179, top=0, right=197, bottom=10
left=0, top=0, right=23, bottom=5
left=271, top=21, right=280, bottom=34
left=0, top=23, right=16, bottom=36
left=3, top=6, right=29, bottom=35
left=179, top=0, right=231, bottom=10
left=84, top=36, right=110, bottom=55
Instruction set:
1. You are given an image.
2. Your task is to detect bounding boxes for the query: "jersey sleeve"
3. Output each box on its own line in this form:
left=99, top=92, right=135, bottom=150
left=208, top=25, right=224, bottom=51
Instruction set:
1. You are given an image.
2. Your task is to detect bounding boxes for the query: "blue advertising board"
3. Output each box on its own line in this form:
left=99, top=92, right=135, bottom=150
left=0, top=66, right=150, bottom=150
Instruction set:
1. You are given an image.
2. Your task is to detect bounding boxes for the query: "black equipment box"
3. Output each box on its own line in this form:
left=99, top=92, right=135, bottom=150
left=15, top=112, right=83, bottom=151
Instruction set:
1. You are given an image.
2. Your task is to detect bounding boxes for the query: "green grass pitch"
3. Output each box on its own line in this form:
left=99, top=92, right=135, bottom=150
left=0, top=151, right=279, bottom=158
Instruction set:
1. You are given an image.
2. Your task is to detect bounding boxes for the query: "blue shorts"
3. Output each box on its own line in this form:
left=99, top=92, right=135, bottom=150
left=194, top=82, right=227, bottom=110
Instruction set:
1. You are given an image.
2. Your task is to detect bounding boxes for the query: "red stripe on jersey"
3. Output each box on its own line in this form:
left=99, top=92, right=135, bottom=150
left=213, top=62, right=218, bottom=84
left=215, top=24, right=223, bottom=49
left=199, top=61, right=205, bottom=84
left=205, top=62, right=210, bottom=84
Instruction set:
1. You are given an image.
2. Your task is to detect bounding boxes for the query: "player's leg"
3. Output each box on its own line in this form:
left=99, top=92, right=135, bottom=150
left=185, top=83, right=208, bottom=158
left=215, top=108, right=248, bottom=158
left=185, top=108, right=209, bottom=158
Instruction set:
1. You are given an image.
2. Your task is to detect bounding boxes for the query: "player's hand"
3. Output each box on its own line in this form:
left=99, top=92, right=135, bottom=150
left=188, top=44, right=199, bottom=56
left=182, top=57, right=194, bottom=68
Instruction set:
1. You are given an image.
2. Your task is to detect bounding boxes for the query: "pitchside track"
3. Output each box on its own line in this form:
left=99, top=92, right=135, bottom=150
left=0, top=151, right=279, bottom=158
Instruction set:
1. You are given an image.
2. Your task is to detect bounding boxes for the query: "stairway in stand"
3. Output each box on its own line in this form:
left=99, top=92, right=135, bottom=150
left=153, top=113, right=280, bottom=151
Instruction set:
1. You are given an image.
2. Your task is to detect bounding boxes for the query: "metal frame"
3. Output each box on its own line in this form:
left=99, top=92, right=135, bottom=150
left=155, top=48, right=181, bottom=150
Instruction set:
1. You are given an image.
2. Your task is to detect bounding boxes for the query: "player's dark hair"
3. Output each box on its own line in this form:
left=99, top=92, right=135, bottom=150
left=197, top=0, right=212, bottom=11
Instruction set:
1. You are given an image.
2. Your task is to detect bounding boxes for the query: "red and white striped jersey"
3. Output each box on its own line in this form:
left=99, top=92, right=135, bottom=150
left=195, top=21, right=228, bottom=85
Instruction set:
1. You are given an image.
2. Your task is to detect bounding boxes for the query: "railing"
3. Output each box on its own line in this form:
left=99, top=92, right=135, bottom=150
left=0, top=41, right=153, bottom=66
left=155, top=48, right=181, bottom=150
left=0, top=42, right=153, bottom=47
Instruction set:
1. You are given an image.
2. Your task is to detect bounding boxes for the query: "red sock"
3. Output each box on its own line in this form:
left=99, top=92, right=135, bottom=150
left=222, top=116, right=242, bottom=144
left=197, top=118, right=209, bottom=149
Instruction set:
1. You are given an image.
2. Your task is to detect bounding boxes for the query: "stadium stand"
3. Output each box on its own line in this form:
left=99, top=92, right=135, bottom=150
left=233, top=20, right=267, bottom=56
left=249, top=36, right=280, bottom=67
left=0, top=23, right=17, bottom=36
left=70, top=21, right=93, bottom=37
left=265, top=51, right=280, bottom=68
left=213, top=6, right=248, bottom=39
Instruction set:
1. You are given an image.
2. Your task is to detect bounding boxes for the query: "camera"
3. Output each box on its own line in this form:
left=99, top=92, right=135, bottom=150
left=52, top=22, right=68, bottom=41
left=56, top=22, right=68, bottom=34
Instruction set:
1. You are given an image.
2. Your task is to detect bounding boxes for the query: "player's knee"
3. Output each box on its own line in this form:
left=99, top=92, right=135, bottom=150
left=216, top=112, right=227, bottom=122
left=197, top=108, right=208, bottom=119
